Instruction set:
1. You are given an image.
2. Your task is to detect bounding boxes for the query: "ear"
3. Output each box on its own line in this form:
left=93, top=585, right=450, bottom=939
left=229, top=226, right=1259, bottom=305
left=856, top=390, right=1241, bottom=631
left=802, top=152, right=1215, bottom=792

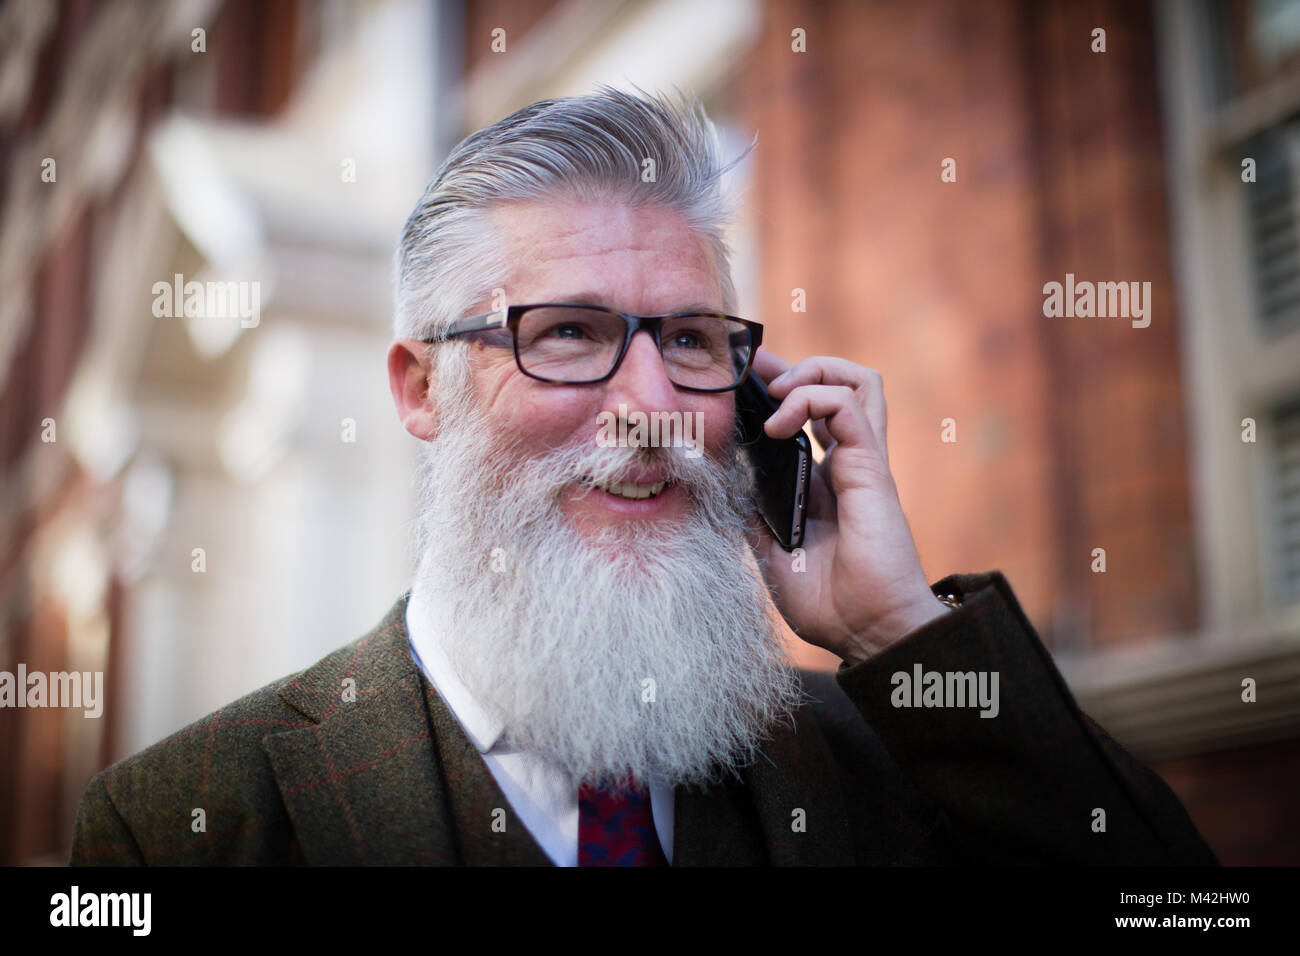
left=387, top=339, right=440, bottom=441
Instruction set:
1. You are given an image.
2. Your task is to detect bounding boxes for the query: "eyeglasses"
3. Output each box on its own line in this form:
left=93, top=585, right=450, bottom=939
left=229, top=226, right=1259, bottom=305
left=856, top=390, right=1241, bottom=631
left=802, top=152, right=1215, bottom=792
left=423, top=303, right=763, bottom=392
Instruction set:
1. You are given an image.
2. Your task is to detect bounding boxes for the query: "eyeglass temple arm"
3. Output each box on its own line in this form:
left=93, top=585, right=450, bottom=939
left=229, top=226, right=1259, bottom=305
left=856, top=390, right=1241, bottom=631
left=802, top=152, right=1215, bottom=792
left=425, top=309, right=510, bottom=343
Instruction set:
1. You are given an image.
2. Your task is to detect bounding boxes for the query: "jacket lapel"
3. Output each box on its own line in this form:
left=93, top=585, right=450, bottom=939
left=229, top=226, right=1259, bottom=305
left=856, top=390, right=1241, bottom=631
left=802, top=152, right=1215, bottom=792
left=261, top=593, right=548, bottom=866
left=673, top=687, right=857, bottom=866
left=420, top=675, right=553, bottom=866
left=739, top=705, right=856, bottom=865
left=672, top=775, right=768, bottom=865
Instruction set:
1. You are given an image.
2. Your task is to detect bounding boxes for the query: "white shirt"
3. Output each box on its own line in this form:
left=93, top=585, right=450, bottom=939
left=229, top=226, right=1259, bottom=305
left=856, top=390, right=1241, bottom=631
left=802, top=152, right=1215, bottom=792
left=405, top=587, right=675, bottom=866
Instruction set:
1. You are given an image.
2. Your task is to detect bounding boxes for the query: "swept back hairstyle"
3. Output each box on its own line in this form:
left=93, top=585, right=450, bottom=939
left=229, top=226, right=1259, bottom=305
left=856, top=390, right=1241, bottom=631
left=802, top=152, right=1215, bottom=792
left=393, top=85, right=752, bottom=355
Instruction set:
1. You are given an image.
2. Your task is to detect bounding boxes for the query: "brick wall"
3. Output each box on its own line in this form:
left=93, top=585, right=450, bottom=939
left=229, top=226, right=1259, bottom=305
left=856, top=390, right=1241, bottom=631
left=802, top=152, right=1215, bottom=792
left=0, top=0, right=309, bottom=864
left=741, top=0, right=1198, bottom=651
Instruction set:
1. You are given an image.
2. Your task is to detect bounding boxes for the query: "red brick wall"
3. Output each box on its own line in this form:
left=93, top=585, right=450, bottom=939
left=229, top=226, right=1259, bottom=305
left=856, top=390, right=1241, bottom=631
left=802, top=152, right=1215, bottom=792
left=1021, top=0, right=1198, bottom=648
left=741, top=0, right=1197, bottom=652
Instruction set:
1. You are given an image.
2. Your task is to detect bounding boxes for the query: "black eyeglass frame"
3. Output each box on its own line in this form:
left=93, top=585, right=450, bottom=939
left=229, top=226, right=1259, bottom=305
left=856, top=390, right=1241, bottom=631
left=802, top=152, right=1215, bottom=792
left=422, top=303, right=764, bottom=393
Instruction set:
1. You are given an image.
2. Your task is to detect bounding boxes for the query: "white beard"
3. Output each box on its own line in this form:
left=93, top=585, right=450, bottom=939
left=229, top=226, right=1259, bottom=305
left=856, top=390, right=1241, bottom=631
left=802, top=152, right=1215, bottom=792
left=409, top=367, right=803, bottom=791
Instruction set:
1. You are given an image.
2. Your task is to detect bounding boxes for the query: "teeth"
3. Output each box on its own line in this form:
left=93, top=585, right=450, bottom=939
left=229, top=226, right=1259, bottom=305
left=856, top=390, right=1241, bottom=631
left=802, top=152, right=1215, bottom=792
left=585, top=478, right=668, bottom=500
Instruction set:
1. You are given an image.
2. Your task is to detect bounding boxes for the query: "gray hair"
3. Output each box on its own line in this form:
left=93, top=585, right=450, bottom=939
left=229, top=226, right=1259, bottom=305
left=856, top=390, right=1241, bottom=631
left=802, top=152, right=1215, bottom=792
left=393, top=86, right=751, bottom=351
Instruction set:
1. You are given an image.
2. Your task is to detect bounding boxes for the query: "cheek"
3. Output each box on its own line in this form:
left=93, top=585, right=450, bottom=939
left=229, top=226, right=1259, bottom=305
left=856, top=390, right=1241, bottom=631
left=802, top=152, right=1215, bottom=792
left=693, top=398, right=737, bottom=455
left=499, top=389, right=603, bottom=451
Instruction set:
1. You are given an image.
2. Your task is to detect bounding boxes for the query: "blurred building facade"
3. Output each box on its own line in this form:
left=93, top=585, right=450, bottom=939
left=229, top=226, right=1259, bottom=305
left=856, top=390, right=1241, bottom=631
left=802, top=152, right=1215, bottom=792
left=0, top=0, right=447, bottom=863
left=1, top=0, right=1297, bottom=864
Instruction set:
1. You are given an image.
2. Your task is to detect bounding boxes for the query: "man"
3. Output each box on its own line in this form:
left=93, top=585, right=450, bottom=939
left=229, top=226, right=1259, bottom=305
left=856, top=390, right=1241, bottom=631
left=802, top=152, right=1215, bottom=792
left=71, top=87, right=1217, bottom=866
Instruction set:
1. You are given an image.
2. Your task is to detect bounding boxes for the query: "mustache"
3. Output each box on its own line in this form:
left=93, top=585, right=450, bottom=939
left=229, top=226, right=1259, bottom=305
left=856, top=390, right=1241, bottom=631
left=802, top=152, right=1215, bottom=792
left=418, top=403, right=753, bottom=556
left=514, top=437, right=742, bottom=505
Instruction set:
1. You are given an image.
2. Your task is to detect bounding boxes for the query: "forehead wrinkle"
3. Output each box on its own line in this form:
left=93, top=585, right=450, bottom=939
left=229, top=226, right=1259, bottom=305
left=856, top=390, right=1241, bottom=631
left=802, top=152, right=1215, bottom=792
left=489, top=201, right=726, bottom=311
left=505, top=227, right=703, bottom=266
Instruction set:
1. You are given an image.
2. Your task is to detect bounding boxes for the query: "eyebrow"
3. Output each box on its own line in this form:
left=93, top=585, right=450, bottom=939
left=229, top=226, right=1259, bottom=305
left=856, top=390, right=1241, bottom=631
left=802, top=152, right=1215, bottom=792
left=548, top=292, right=725, bottom=314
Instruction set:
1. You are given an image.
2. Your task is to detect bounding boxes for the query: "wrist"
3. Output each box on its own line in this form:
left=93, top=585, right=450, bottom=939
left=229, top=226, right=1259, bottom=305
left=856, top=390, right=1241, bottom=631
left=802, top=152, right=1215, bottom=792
left=840, top=594, right=952, bottom=666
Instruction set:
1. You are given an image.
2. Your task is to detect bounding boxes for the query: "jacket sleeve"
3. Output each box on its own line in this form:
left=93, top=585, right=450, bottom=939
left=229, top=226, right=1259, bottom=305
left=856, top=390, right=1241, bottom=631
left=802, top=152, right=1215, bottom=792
left=69, top=771, right=147, bottom=866
left=833, top=570, right=1219, bottom=865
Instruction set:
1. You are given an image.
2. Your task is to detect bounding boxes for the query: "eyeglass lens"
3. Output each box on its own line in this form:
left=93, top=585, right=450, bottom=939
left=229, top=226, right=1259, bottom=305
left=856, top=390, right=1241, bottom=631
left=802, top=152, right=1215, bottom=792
left=514, top=306, right=752, bottom=389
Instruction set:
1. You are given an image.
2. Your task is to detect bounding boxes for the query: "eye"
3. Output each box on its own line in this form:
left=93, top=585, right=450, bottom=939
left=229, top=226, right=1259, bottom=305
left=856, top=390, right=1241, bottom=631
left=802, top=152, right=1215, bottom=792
left=548, top=323, right=588, bottom=339
left=669, top=330, right=703, bottom=349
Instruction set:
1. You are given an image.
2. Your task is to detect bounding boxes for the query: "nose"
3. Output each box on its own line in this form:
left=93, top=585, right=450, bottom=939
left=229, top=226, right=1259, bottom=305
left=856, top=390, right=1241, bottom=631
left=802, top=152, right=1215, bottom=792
left=602, top=329, right=680, bottom=414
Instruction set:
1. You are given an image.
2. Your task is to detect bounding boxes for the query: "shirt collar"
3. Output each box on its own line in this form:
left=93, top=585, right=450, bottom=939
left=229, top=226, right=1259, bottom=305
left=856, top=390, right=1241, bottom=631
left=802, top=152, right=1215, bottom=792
left=405, top=584, right=506, bottom=754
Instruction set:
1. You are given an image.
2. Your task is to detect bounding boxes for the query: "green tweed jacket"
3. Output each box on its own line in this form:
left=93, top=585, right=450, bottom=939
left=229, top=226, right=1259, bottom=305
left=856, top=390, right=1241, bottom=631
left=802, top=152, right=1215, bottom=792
left=70, top=571, right=1218, bottom=866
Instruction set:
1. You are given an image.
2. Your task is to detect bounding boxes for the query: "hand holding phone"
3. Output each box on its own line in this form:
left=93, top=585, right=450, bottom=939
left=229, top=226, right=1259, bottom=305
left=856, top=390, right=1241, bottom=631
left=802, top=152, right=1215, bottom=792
left=753, top=350, right=949, bottom=663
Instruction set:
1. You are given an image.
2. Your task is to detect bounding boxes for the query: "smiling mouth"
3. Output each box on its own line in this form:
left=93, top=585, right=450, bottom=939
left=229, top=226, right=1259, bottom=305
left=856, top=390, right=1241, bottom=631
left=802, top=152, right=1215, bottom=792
left=578, top=476, right=674, bottom=500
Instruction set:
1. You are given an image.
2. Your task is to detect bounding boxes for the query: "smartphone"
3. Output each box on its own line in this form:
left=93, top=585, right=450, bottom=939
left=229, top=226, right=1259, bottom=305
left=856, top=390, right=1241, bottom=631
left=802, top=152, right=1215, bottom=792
left=735, top=373, right=811, bottom=551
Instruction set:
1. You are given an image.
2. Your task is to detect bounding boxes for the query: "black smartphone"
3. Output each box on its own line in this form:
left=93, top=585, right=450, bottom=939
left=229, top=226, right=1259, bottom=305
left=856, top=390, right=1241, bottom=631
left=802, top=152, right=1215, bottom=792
left=735, top=373, right=811, bottom=551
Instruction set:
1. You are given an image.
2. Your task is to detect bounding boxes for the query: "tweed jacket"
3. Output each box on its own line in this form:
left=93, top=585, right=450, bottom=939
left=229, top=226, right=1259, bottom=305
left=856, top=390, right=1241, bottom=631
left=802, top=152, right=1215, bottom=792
left=70, top=571, right=1218, bottom=866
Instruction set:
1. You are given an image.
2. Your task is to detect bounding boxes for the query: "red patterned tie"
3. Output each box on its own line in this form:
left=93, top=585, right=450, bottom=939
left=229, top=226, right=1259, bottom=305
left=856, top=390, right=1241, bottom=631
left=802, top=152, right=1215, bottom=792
left=578, top=782, right=669, bottom=866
